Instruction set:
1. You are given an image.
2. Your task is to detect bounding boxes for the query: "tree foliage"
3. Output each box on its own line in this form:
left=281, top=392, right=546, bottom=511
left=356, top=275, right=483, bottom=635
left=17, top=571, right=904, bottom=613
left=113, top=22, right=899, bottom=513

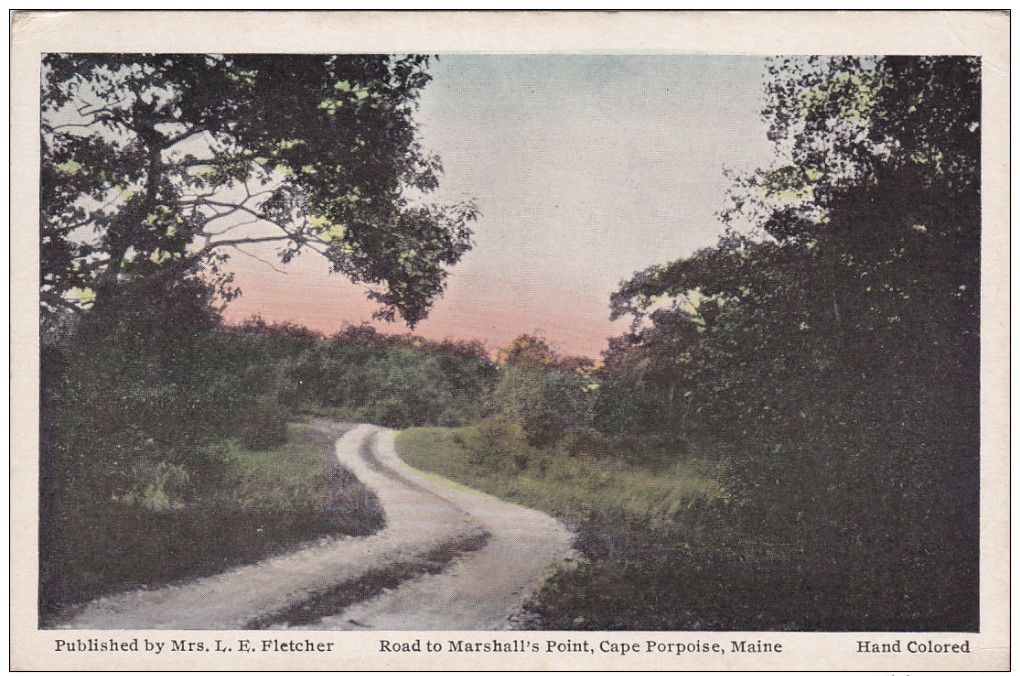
left=496, top=333, right=557, bottom=369
left=41, top=53, right=478, bottom=329
left=604, top=56, right=980, bottom=629
left=611, top=56, right=980, bottom=432
left=487, top=335, right=595, bottom=446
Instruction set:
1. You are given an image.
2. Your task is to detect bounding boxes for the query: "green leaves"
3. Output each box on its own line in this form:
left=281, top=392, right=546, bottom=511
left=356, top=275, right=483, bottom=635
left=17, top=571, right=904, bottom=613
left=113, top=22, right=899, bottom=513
left=41, top=53, right=476, bottom=328
left=602, top=58, right=980, bottom=626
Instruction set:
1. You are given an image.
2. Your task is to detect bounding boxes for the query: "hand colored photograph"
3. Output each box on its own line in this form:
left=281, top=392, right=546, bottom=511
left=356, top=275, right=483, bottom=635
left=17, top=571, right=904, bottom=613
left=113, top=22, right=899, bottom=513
left=37, top=48, right=983, bottom=634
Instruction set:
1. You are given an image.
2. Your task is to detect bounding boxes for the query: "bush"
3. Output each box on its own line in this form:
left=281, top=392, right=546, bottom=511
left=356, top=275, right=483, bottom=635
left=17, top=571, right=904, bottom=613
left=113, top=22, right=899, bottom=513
left=136, top=462, right=191, bottom=511
left=464, top=417, right=531, bottom=473
left=592, top=381, right=673, bottom=436
left=281, top=341, right=497, bottom=428
left=490, top=366, right=595, bottom=447
left=238, top=398, right=290, bottom=450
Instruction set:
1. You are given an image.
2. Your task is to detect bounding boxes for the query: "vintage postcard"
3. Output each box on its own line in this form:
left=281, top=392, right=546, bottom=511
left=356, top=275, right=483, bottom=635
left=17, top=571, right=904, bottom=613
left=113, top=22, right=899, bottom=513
left=10, top=10, right=1010, bottom=671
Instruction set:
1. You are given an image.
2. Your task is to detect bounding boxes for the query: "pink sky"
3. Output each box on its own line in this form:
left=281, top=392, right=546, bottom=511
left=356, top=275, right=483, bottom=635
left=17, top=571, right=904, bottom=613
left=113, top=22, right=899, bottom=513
left=221, top=252, right=623, bottom=358
left=222, top=55, right=772, bottom=359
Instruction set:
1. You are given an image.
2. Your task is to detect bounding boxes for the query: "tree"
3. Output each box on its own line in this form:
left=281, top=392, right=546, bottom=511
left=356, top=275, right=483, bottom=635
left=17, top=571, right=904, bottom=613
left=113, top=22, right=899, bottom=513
left=491, top=334, right=595, bottom=446
left=605, top=56, right=981, bottom=629
left=41, top=54, right=478, bottom=330
left=612, top=56, right=981, bottom=411
left=496, top=334, right=557, bottom=370
left=730, top=56, right=980, bottom=340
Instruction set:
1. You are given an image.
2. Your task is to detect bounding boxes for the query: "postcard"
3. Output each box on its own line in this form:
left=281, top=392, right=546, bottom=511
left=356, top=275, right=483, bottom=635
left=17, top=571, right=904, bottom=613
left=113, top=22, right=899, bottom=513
left=10, top=10, right=1010, bottom=671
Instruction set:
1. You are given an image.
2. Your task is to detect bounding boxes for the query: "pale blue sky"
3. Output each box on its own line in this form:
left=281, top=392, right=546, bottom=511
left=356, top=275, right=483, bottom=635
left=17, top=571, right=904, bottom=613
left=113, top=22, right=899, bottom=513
left=228, top=54, right=775, bottom=356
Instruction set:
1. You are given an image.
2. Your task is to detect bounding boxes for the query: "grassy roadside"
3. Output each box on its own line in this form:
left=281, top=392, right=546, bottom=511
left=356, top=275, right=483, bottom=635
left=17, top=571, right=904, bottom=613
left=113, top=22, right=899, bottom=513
left=395, top=424, right=941, bottom=631
left=395, top=426, right=721, bottom=528
left=40, top=420, right=383, bottom=624
left=394, top=425, right=774, bottom=630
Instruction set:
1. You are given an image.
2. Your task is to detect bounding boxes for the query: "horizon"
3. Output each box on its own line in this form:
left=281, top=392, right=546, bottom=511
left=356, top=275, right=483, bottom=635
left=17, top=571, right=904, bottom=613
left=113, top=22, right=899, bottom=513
left=219, top=54, right=774, bottom=358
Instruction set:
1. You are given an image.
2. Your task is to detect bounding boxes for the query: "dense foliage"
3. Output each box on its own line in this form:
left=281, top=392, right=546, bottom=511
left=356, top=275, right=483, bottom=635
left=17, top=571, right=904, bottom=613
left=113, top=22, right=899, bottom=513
left=601, top=56, right=980, bottom=629
left=39, top=55, right=981, bottom=632
left=39, top=308, right=499, bottom=618
left=389, top=59, right=981, bottom=633
left=283, top=326, right=497, bottom=427
left=41, top=53, right=477, bottom=331
left=39, top=52, right=484, bottom=618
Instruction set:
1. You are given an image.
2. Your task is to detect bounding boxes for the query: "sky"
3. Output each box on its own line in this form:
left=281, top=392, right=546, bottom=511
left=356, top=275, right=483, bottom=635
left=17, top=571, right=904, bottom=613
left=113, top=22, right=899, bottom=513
left=221, top=54, right=774, bottom=358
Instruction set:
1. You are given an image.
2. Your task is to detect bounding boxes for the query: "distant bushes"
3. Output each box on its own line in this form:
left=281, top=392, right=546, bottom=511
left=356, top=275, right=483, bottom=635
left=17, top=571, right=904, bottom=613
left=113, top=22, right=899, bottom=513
left=42, top=310, right=503, bottom=516
left=41, top=307, right=492, bottom=520
left=462, top=417, right=531, bottom=472
left=39, top=285, right=498, bottom=619
left=281, top=328, right=498, bottom=428
left=489, top=365, right=594, bottom=446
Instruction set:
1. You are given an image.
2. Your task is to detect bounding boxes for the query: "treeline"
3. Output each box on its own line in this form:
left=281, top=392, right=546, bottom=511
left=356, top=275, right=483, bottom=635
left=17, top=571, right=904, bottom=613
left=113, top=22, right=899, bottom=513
left=38, top=280, right=498, bottom=617
left=38, top=277, right=665, bottom=619
left=577, top=56, right=980, bottom=630
left=41, top=290, right=500, bottom=520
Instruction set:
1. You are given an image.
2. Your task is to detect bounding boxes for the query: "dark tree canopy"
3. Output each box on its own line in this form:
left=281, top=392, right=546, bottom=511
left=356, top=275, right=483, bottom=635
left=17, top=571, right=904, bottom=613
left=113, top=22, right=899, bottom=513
left=611, top=56, right=980, bottom=380
left=41, top=53, right=477, bottom=330
left=602, top=56, right=981, bottom=630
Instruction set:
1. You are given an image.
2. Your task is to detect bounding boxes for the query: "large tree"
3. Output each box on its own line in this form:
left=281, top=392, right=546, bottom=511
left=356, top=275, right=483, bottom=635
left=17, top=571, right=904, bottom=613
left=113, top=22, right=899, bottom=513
left=41, top=53, right=477, bottom=330
left=605, top=56, right=981, bottom=630
left=611, top=56, right=980, bottom=414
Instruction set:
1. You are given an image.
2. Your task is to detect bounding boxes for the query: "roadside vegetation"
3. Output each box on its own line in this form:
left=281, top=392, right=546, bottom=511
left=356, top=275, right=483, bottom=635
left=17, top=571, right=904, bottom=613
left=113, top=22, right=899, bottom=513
left=40, top=55, right=978, bottom=631
left=40, top=415, right=382, bottom=624
left=397, top=426, right=721, bottom=530
left=400, top=56, right=980, bottom=631
left=39, top=53, right=485, bottom=623
left=38, top=294, right=494, bottom=621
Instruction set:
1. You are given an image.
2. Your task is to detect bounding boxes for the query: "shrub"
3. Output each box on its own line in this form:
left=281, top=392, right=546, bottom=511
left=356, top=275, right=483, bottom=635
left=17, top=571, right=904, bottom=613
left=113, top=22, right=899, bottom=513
left=464, top=417, right=531, bottom=473
left=238, top=398, right=290, bottom=451
left=592, top=381, right=672, bottom=436
left=490, top=366, right=595, bottom=447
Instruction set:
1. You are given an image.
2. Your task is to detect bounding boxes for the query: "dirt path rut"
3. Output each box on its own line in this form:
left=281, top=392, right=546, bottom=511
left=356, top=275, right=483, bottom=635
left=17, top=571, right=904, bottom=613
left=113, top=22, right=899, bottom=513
left=56, top=424, right=574, bottom=630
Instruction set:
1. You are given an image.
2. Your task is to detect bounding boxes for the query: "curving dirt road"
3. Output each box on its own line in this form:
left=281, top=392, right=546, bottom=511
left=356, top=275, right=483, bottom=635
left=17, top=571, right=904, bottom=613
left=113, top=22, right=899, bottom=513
left=54, top=423, right=574, bottom=630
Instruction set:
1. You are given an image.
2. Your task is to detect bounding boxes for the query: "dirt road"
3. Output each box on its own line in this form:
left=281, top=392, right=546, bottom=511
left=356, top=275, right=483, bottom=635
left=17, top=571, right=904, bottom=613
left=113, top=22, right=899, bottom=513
left=55, top=424, right=574, bottom=630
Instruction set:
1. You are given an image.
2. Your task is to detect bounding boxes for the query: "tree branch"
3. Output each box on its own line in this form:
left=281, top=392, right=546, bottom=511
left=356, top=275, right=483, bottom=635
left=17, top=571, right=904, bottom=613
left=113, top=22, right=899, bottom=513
left=163, top=124, right=203, bottom=147
left=202, top=234, right=295, bottom=250
left=186, top=198, right=294, bottom=234
left=203, top=217, right=264, bottom=237
left=45, top=119, right=107, bottom=132
left=229, top=245, right=289, bottom=274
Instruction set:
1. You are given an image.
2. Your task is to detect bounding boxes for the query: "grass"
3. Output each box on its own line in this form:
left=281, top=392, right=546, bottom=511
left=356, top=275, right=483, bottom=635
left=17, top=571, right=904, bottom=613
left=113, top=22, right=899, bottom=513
left=394, top=424, right=758, bottom=630
left=395, top=423, right=975, bottom=632
left=39, top=419, right=384, bottom=625
left=395, top=426, right=722, bottom=529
